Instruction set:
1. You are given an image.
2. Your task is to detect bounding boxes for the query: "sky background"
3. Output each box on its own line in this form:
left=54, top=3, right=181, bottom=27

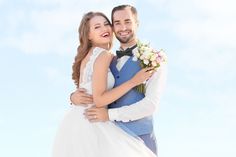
left=0, top=0, right=236, bottom=157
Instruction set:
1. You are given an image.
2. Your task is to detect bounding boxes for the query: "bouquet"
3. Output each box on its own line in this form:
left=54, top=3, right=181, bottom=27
left=133, top=41, right=167, bottom=93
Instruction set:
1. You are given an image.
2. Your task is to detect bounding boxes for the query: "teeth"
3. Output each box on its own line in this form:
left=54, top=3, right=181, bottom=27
left=120, top=32, right=129, bottom=36
left=102, top=32, right=109, bottom=37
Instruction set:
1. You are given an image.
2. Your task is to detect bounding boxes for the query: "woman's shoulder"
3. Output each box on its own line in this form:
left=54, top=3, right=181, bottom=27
left=90, top=47, right=113, bottom=66
left=93, top=46, right=114, bottom=59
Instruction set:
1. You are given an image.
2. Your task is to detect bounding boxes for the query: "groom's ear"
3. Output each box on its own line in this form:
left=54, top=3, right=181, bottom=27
left=135, top=19, right=139, bottom=27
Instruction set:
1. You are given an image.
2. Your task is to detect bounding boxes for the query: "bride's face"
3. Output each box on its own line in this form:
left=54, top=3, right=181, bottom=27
left=88, top=15, right=113, bottom=47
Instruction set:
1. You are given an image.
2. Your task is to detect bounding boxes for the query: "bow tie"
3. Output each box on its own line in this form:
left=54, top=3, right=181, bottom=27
left=116, top=44, right=137, bottom=58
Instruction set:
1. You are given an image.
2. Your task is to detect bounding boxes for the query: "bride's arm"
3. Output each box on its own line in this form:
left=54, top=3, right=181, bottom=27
left=92, top=51, right=152, bottom=108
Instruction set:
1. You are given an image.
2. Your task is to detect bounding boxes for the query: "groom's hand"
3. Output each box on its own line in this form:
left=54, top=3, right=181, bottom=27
left=70, top=88, right=93, bottom=106
left=84, top=107, right=109, bottom=122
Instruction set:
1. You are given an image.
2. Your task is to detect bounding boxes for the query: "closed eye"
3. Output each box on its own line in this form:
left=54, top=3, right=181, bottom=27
left=94, top=26, right=100, bottom=29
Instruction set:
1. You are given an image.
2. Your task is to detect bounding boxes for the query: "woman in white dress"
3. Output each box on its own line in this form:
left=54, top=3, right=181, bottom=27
left=52, top=11, right=156, bottom=157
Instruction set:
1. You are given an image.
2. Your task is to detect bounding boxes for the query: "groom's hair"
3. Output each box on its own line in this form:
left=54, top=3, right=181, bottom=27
left=111, top=5, right=138, bottom=24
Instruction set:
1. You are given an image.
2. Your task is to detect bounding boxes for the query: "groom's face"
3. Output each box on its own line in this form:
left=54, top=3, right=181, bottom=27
left=112, top=8, right=138, bottom=44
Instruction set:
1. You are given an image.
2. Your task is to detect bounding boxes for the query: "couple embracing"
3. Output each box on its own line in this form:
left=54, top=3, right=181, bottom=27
left=52, top=4, right=167, bottom=157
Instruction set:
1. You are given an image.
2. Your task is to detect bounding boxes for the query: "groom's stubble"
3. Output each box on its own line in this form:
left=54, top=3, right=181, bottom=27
left=115, top=30, right=135, bottom=44
left=111, top=6, right=139, bottom=48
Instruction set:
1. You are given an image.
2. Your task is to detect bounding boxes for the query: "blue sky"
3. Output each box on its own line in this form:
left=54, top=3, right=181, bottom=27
left=0, top=0, right=236, bottom=157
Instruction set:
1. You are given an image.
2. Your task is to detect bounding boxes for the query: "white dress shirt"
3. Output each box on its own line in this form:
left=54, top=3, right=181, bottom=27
left=108, top=48, right=167, bottom=122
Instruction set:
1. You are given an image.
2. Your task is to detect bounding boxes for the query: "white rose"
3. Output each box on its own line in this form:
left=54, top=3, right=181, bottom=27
left=144, top=59, right=149, bottom=65
left=140, top=55, right=145, bottom=60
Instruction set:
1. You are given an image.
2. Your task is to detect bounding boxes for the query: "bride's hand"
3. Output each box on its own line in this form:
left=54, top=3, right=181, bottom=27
left=130, top=67, right=154, bottom=86
left=84, top=107, right=109, bottom=122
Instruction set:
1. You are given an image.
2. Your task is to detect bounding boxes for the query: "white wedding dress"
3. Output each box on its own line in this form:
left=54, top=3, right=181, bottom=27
left=52, top=47, right=156, bottom=157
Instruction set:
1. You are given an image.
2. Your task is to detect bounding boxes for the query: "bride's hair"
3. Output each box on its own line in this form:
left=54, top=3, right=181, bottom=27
left=72, top=12, right=112, bottom=88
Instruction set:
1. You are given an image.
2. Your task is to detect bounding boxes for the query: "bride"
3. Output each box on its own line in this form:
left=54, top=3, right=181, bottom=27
left=52, top=11, right=156, bottom=157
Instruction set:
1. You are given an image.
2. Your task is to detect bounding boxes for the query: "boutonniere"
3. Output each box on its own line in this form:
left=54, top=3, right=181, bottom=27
left=132, top=40, right=167, bottom=93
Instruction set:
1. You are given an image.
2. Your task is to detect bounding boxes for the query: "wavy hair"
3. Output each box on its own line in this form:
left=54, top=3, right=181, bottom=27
left=72, top=12, right=111, bottom=88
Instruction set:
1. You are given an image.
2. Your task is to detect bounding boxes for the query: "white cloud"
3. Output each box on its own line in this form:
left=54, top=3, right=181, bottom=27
left=2, top=7, right=83, bottom=55
left=158, top=82, right=236, bottom=157
left=44, top=66, right=70, bottom=86
left=193, top=0, right=236, bottom=17
left=173, top=47, right=236, bottom=74
left=144, top=0, right=236, bottom=49
left=145, top=0, right=236, bottom=84
left=0, top=118, right=4, bottom=126
left=147, top=0, right=236, bottom=18
left=172, top=18, right=236, bottom=49
left=2, top=0, right=235, bottom=56
left=1, top=0, right=138, bottom=55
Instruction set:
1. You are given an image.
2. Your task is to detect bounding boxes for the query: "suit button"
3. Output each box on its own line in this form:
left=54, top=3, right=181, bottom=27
left=116, top=76, right=120, bottom=78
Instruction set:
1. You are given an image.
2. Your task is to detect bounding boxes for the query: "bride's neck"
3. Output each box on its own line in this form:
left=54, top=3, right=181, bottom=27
left=92, top=43, right=110, bottom=50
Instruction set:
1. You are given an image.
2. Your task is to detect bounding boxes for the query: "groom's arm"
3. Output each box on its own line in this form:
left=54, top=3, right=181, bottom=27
left=108, top=64, right=167, bottom=122
left=70, top=88, right=93, bottom=106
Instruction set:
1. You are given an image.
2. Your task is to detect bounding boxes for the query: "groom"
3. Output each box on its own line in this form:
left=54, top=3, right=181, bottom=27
left=70, top=5, right=167, bottom=155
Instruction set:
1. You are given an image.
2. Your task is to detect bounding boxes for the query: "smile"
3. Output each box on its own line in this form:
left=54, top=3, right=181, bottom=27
left=101, top=32, right=110, bottom=38
left=119, top=31, right=130, bottom=36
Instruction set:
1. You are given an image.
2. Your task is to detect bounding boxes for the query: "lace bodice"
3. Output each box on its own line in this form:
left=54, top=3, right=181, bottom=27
left=79, top=47, right=115, bottom=94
